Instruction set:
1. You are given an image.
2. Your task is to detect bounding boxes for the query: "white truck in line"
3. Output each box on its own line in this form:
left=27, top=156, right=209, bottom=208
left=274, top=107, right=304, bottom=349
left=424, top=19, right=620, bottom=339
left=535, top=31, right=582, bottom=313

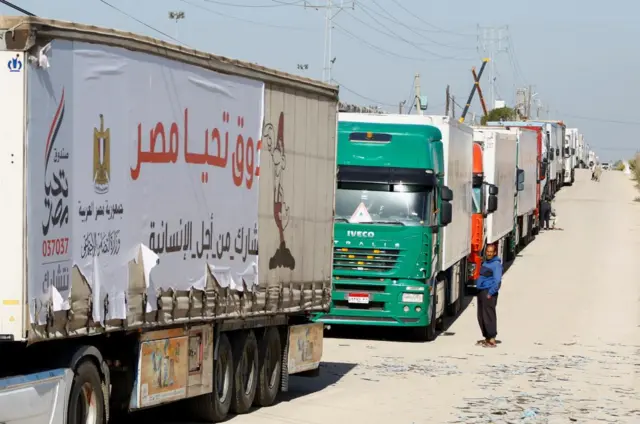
left=576, top=133, right=589, bottom=169
left=564, top=128, right=578, bottom=185
left=0, top=16, right=338, bottom=424
left=482, top=127, right=537, bottom=247
left=472, top=128, right=518, bottom=262
left=420, top=116, right=473, bottom=322
left=548, top=122, right=566, bottom=194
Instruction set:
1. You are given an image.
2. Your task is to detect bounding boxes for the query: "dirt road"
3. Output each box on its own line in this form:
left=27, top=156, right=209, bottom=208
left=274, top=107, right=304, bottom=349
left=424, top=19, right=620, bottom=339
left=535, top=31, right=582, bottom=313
left=156, top=169, right=640, bottom=423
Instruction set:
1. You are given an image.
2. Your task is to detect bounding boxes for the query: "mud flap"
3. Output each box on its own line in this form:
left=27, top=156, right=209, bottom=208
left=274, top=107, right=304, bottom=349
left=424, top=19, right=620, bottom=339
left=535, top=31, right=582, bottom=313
left=286, top=322, right=323, bottom=376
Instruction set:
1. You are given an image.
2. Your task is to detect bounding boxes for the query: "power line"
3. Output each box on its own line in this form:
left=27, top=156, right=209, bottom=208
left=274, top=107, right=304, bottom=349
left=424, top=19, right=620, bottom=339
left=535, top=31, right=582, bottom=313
left=99, top=0, right=187, bottom=45
left=334, top=22, right=428, bottom=61
left=353, top=0, right=476, bottom=51
left=334, top=21, right=473, bottom=62
left=560, top=112, right=640, bottom=126
left=180, top=0, right=310, bottom=30
left=201, top=0, right=305, bottom=7
left=333, top=79, right=396, bottom=107
left=506, top=29, right=527, bottom=84
left=384, top=0, right=476, bottom=37
left=343, top=8, right=473, bottom=60
left=0, top=0, right=35, bottom=16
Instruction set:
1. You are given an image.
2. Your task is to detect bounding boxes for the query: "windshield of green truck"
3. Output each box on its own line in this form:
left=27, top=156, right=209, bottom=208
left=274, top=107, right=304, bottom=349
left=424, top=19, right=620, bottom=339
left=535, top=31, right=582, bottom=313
left=335, top=182, right=429, bottom=225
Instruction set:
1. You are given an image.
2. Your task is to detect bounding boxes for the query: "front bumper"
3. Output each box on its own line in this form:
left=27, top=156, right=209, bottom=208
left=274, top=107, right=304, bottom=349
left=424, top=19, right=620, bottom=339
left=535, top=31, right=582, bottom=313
left=312, top=278, right=432, bottom=327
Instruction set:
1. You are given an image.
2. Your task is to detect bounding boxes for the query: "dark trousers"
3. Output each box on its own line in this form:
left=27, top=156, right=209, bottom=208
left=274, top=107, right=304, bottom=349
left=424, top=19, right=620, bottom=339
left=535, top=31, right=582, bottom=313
left=542, top=210, right=551, bottom=229
left=477, top=290, right=498, bottom=339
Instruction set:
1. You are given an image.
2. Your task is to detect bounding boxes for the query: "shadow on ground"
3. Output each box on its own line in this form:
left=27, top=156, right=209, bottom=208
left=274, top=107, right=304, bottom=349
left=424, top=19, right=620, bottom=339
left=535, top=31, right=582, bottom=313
left=122, top=362, right=356, bottom=424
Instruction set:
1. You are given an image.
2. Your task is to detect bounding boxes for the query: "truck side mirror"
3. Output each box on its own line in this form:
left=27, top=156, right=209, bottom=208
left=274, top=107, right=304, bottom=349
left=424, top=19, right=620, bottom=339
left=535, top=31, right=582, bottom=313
left=487, top=195, right=498, bottom=213
left=571, top=148, right=576, bottom=155
left=488, top=184, right=498, bottom=196
left=556, top=148, right=560, bottom=156
left=440, top=201, right=452, bottom=226
left=441, top=185, right=453, bottom=202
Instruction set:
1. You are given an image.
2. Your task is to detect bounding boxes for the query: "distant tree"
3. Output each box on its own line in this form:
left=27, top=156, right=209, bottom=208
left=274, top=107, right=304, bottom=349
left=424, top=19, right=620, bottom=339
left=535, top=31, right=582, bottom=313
left=613, top=160, right=624, bottom=171
left=481, top=106, right=518, bottom=125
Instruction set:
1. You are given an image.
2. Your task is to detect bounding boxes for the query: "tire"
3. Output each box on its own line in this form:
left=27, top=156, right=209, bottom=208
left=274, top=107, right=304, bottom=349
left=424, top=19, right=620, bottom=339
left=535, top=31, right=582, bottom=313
left=189, top=333, right=233, bottom=422
left=446, top=265, right=461, bottom=317
left=230, top=330, right=259, bottom=414
left=254, top=327, right=282, bottom=407
left=67, top=361, right=105, bottom=424
left=411, top=281, right=438, bottom=342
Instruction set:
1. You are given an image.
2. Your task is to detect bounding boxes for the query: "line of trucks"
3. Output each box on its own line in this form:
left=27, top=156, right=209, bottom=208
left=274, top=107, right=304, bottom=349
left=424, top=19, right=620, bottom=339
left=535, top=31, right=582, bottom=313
left=0, top=17, right=596, bottom=424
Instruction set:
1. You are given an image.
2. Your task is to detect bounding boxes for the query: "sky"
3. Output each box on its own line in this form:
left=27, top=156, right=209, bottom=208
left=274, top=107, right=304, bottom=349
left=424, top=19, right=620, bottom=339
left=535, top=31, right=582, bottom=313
left=2, top=0, right=639, bottom=161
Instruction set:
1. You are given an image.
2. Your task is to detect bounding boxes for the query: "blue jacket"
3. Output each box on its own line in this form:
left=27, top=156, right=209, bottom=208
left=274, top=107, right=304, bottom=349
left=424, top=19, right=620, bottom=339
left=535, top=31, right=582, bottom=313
left=476, top=257, right=503, bottom=296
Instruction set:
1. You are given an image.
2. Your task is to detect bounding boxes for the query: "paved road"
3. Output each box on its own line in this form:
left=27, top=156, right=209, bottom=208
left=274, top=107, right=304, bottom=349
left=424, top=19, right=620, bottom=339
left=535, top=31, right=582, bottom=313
left=156, top=169, right=640, bottom=423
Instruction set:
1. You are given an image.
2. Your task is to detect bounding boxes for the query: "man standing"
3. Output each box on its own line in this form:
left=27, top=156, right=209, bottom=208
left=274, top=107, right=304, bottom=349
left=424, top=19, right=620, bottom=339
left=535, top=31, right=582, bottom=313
left=593, top=164, right=602, bottom=182
left=475, top=243, right=503, bottom=348
left=540, top=197, right=552, bottom=230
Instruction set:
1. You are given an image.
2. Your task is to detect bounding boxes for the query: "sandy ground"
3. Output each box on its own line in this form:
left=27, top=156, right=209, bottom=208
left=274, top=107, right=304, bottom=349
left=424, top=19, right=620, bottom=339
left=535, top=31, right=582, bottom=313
left=152, top=169, right=640, bottom=423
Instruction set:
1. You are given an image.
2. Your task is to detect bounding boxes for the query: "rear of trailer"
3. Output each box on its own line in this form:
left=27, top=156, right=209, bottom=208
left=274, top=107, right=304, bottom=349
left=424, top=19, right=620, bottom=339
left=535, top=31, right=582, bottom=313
left=0, top=16, right=337, bottom=424
left=474, top=130, right=517, bottom=245
left=421, top=117, right=473, bottom=271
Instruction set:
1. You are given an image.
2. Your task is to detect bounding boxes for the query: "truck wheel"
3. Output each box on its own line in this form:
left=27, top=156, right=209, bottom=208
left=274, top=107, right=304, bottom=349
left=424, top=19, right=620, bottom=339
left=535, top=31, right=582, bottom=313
left=413, top=282, right=438, bottom=342
left=230, top=330, right=258, bottom=414
left=189, top=332, right=233, bottom=422
left=67, top=361, right=105, bottom=424
left=446, top=264, right=462, bottom=317
left=254, top=327, right=282, bottom=407
left=435, top=279, right=446, bottom=331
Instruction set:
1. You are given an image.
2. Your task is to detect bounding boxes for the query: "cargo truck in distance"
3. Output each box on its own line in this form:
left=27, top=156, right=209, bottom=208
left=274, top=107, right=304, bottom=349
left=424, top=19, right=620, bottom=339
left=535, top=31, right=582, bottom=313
left=483, top=125, right=543, bottom=244
left=487, top=121, right=557, bottom=201
left=467, top=129, right=516, bottom=284
left=564, top=128, right=579, bottom=185
left=313, top=114, right=473, bottom=342
left=0, top=16, right=338, bottom=424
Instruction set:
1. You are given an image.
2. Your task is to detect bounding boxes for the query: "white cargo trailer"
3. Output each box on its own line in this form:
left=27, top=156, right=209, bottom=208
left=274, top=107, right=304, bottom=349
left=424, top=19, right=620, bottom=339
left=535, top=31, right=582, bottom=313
left=0, top=16, right=338, bottom=424
left=564, top=128, right=578, bottom=184
left=482, top=127, right=537, bottom=246
left=472, top=129, right=517, bottom=245
left=419, top=116, right=473, bottom=318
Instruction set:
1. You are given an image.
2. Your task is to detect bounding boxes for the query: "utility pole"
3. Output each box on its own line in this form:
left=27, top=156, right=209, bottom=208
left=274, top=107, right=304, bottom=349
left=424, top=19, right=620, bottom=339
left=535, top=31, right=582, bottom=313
left=451, top=95, right=456, bottom=119
left=445, top=85, right=450, bottom=117
left=307, top=0, right=354, bottom=83
left=399, top=100, right=406, bottom=114
left=414, top=73, right=423, bottom=115
left=168, top=11, right=185, bottom=40
left=477, top=25, right=508, bottom=109
left=526, top=84, right=533, bottom=120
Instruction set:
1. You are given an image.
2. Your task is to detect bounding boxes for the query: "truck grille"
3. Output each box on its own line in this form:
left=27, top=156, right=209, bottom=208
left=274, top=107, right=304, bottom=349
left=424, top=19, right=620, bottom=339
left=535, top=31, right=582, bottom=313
left=333, top=247, right=400, bottom=272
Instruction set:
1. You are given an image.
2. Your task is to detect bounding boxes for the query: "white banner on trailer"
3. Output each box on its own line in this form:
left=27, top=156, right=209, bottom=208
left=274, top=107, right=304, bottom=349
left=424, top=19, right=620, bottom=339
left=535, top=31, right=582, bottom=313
left=27, top=40, right=264, bottom=324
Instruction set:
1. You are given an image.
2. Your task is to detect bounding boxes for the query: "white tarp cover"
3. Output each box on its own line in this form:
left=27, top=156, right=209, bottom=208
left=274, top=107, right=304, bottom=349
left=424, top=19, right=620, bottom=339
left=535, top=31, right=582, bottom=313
left=27, top=40, right=264, bottom=325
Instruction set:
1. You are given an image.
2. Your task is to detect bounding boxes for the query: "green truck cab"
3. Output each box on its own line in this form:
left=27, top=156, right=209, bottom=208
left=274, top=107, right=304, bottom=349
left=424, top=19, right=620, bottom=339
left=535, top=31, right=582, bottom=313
left=313, top=115, right=454, bottom=341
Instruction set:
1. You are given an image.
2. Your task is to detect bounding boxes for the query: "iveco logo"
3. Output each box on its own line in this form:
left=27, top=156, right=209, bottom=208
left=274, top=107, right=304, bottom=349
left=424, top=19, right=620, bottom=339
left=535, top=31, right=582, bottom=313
left=347, top=230, right=375, bottom=238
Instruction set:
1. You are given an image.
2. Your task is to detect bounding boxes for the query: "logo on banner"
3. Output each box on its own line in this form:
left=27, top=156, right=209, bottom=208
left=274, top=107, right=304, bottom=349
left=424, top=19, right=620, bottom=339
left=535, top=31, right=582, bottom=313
left=93, top=114, right=111, bottom=194
left=7, top=54, right=22, bottom=73
left=349, top=202, right=372, bottom=223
